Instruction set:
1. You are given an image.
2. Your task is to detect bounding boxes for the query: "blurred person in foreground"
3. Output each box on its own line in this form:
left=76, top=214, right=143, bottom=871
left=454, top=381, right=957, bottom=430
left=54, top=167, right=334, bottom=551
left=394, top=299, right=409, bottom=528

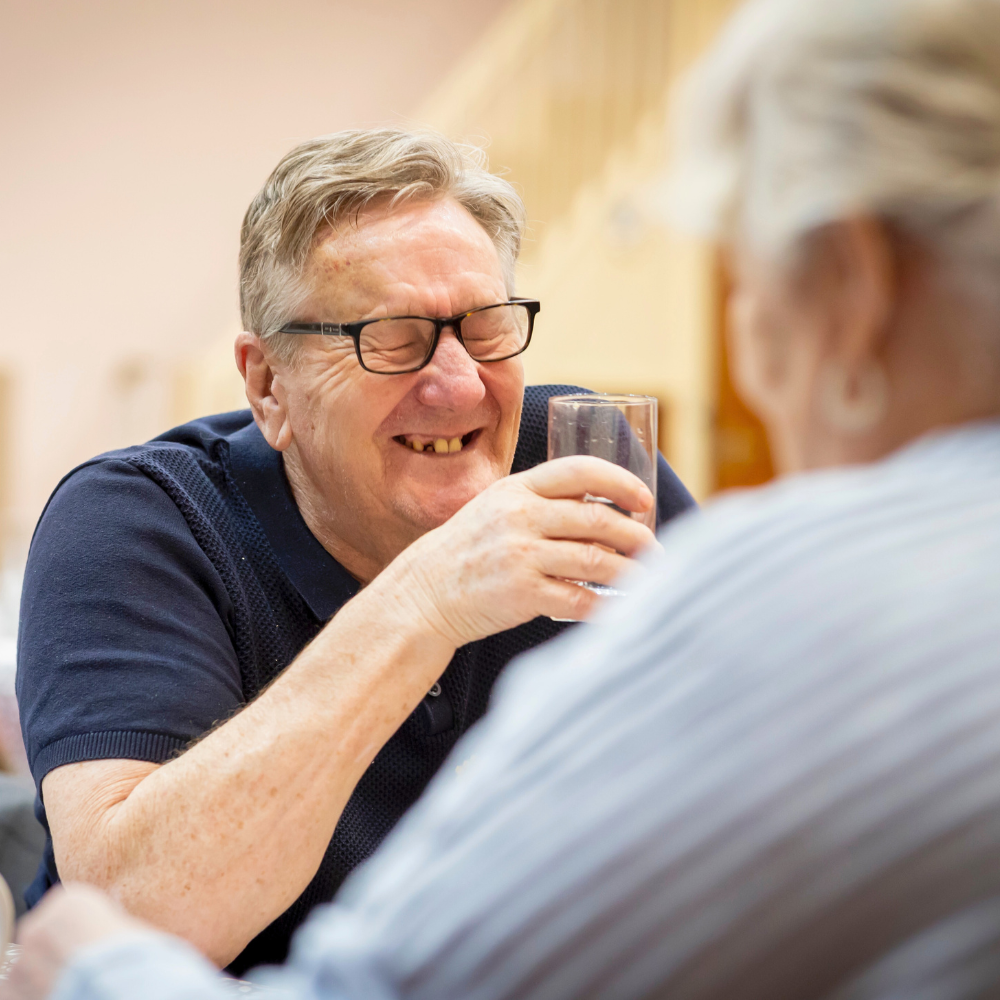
left=12, top=0, right=1000, bottom=997
left=13, top=129, right=693, bottom=973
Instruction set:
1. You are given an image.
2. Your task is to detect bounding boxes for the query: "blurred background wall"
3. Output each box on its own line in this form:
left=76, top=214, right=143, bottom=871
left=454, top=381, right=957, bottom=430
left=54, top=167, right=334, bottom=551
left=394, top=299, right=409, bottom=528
left=0, top=0, right=510, bottom=572
left=0, top=0, right=773, bottom=766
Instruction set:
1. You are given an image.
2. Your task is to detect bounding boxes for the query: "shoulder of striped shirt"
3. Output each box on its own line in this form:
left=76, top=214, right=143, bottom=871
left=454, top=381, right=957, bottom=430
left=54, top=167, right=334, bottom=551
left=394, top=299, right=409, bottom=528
left=665, top=419, right=1000, bottom=548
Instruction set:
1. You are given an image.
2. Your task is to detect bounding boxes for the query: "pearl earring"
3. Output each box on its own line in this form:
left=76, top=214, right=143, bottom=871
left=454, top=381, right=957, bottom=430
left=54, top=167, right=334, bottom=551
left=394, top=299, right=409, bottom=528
left=818, top=360, right=889, bottom=434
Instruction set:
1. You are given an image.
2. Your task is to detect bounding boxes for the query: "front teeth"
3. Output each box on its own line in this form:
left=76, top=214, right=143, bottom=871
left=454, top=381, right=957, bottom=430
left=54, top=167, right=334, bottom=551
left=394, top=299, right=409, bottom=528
left=406, top=436, right=464, bottom=453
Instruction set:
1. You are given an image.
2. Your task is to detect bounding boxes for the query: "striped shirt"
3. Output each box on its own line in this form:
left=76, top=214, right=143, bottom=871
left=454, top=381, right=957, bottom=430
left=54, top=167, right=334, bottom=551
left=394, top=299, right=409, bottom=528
left=54, top=420, right=1000, bottom=1000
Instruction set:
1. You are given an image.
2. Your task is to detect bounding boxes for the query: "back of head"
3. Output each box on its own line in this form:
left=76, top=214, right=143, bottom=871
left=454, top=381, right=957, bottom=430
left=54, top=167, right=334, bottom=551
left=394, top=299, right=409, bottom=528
left=672, top=0, right=1000, bottom=300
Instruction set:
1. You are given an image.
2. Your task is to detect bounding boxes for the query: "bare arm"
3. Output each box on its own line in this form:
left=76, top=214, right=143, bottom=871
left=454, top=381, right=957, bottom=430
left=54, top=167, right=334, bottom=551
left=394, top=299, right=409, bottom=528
left=43, top=574, right=453, bottom=967
left=42, top=457, right=656, bottom=968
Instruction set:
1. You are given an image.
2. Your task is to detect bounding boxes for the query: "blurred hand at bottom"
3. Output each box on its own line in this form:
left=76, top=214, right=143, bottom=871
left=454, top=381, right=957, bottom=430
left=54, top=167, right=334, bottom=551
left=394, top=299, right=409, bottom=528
left=3, top=884, right=151, bottom=1000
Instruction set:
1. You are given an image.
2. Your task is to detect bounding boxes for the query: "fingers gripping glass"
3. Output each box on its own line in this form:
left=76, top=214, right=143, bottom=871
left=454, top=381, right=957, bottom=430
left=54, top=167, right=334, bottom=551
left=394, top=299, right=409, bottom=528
left=277, top=299, right=539, bottom=374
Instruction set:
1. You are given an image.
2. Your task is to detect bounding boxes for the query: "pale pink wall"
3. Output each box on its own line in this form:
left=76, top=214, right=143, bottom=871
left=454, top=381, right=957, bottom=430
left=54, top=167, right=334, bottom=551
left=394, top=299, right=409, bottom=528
left=0, top=0, right=509, bottom=561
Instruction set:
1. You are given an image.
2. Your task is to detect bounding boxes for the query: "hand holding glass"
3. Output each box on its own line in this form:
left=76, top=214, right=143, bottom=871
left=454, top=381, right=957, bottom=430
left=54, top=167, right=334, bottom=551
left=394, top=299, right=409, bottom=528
left=548, top=394, right=657, bottom=600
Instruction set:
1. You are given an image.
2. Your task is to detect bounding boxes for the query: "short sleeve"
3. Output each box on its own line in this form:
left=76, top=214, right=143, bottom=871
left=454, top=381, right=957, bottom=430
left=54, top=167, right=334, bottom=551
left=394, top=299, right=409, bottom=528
left=16, top=460, right=244, bottom=787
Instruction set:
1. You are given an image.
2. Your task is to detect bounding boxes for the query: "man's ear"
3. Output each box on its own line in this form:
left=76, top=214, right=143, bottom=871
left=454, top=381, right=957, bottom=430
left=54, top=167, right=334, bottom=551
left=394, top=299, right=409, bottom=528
left=821, top=217, right=896, bottom=366
left=234, top=332, right=293, bottom=451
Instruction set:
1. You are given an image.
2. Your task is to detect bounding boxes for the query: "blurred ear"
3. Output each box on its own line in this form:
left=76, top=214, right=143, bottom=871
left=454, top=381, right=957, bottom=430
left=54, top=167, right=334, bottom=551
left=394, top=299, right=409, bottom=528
left=724, top=245, right=796, bottom=419
left=816, top=217, right=896, bottom=365
left=234, top=332, right=293, bottom=451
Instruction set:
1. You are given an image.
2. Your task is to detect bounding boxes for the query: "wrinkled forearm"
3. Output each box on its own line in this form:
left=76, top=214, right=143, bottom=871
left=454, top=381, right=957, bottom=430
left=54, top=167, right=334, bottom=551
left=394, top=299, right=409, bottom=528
left=46, top=571, right=455, bottom=967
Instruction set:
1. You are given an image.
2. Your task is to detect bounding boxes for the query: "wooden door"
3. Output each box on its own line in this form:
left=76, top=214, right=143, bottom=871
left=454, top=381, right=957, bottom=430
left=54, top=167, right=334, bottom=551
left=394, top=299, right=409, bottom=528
left=712, top=260, right=774, bottom=492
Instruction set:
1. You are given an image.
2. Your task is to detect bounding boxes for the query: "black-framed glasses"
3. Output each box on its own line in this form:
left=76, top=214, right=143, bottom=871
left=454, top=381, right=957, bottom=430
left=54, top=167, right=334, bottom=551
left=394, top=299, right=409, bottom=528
left=277, top=298, right=539, bottom=375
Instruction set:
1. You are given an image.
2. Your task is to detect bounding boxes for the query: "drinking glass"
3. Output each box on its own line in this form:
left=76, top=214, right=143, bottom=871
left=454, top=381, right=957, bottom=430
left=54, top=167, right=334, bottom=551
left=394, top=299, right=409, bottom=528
left=548, top=393, right=657, bottom=599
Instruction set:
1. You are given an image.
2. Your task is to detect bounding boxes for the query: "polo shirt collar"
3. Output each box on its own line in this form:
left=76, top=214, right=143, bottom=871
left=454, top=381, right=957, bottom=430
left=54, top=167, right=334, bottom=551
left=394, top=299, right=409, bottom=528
left=227, top=420, right=360, bottom=621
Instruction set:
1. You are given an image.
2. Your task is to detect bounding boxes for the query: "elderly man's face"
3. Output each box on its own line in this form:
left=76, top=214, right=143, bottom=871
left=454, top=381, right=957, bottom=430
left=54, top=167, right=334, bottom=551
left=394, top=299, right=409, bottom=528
left=270, top=198, right=524, bottom=572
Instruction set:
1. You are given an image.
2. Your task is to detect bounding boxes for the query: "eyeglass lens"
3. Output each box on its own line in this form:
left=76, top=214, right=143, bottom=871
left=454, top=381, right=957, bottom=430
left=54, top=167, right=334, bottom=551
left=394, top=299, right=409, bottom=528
left=357, top=303, right=531, bottom=373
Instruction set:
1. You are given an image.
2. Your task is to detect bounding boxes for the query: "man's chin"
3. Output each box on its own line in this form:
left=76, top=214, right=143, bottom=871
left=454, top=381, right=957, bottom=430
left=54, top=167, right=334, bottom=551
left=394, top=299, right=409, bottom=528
left=393, top=474, right=500, bottom=534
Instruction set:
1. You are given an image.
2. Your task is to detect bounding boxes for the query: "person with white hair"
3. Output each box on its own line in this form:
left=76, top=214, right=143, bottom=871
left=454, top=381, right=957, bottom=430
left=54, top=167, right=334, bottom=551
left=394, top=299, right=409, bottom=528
left=10, top=0, right=1000, bottom=996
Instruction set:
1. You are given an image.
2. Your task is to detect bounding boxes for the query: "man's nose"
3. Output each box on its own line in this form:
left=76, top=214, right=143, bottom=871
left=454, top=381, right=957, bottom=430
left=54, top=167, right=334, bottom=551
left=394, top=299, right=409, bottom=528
left=414, top=328, right=486, bottom=410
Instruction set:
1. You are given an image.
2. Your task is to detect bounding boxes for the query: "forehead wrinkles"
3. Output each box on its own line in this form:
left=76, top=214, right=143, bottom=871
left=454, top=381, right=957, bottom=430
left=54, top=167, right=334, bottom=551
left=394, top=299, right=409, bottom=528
left=306, top=212, right=504, bottom=317
left=316, top=199, right=499, bottom=272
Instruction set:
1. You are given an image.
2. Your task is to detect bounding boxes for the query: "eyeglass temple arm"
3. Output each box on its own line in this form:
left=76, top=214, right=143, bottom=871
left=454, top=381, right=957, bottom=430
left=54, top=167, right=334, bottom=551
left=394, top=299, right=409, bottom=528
left=508, top=298, right=540, bottom=315
left=276, top=323, right=350, bottom=337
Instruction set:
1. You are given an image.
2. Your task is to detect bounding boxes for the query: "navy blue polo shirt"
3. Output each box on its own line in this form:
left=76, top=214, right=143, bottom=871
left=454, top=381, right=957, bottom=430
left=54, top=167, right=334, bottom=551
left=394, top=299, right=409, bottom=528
left=16, top=385, right=694, bottom=974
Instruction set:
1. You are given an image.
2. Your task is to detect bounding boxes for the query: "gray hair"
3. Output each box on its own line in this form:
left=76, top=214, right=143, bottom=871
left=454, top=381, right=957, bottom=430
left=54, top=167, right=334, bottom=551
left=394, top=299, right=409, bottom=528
left=669, top=0, right=1000, bottom=308
left=239, top=128, right=526, bottom=358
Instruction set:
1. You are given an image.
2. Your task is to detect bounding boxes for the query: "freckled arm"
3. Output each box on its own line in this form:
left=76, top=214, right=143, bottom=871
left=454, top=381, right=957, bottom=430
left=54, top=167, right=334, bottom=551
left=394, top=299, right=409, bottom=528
left=42, top=572, right=457, bottom=969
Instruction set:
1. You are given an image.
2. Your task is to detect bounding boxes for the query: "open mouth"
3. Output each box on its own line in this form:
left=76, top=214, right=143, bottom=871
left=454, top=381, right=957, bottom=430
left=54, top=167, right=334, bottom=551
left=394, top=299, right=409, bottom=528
left=393, top=429, right=480, bottom=454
